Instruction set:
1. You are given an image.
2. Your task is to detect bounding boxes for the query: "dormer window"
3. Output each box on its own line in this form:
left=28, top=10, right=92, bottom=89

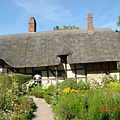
left=58, top=55, right=68, bottom=64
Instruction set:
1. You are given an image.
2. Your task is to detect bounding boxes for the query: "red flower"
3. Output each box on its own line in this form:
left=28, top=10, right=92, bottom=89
left=100, top=106, right=109, bottom=112
left=105, top=106, right=109, bottom=112
left=114, top=107, right=118, bottom=112
left=100, top=106, right=104, bottom=112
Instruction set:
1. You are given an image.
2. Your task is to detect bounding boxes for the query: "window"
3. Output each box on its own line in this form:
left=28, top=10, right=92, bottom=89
left=58, top=70, right=65, bottom=77
left=58, top=55, right=68, bottom=63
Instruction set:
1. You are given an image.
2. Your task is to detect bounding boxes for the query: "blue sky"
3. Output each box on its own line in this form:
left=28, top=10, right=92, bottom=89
left=0, top=0, right=120, bottom=35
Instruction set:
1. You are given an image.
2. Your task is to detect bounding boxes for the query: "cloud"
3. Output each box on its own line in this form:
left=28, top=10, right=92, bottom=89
left=14, top=0, right=71, bottom=20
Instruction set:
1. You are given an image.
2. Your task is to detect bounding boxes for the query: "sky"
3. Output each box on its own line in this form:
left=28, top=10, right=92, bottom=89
left=0, top=0, right=120, bottom=35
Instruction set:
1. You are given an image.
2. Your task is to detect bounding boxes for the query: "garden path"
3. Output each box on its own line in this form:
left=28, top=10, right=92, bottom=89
left=31, top=96, right=55, bottom=120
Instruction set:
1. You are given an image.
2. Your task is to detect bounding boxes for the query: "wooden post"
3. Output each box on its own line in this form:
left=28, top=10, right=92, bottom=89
left=46, top=66, right=49, bottom=83
left=24, top=67, right=26, bottom=74
left=85, top=64, right=87, bottom=83
left=32, top=67, right=34, bottom=76
left=65, top=63, right=67, bottom=78
left=74, top=64, right=77, bottom=78
left=55, top=65, right=58, bottom=82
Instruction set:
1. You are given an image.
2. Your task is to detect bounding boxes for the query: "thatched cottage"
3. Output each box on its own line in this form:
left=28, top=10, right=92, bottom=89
left=0, top=14, right=120, bottom=84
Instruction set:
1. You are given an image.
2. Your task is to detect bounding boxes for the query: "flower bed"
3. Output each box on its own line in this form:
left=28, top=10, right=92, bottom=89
left=50, top=78, right=120, bottom=120
left=0, top=73, right=36, bottom=120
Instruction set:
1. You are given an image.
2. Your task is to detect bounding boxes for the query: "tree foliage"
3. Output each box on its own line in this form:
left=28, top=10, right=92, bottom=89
left=117, top=16, right=120, bottom=27
left=116, top=16, right=120, bottom=33
left=117, top=61, right=120, bottom=71
left=53, top=25, right=80, bottom=30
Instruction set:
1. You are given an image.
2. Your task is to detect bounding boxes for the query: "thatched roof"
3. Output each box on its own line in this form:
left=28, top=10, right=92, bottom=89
left=0, top=28, right=120, bottom=68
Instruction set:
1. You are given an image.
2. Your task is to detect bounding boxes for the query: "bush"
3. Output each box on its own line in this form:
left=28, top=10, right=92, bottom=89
left=14, top=73, right=32, bottom=88
left=53, top=91, right=84, bottom=119
left=102, top=75, right=118, bottom=87
left=27, top=83, right=44, bottom=97
left=30, top=85, right=42, bottom=92
left=87, top=90, right=120, bottom=120
left=27, top=97, right=37, bottom=109
left=32, top=90, right=45, bottom=98
left=89, top=79, right=102, bottom=89
left=59, top=78, right=77, bottom=90
left=43, top=94, right=52, bottom=104
left=43, top=85, right=55, bottom=104
left=42, top=83, right=51, bottom=90
left=44, top=85, right=55, bottom=95
left=0, top=73, right=35, bottom=120
left=105, top=82, right=120, bottom=93
left=0, top=75, right=12, bottom=89
left=76, top=79, right=90, bottom=90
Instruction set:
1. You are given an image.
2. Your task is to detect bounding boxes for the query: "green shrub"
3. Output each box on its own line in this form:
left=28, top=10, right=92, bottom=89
left=0, top=73, right=35, bottom=119
left=14, top=73, right=32, bottom=87
left=43, top=94, right=52, bottom=104
left=26, top=81, right=45, bottom=97
left=89, top=79, right=102, bottom=89
left=102, top=75, right=118, bottom=87
left=43, top=85, right=55, bottom=103
left=30, top=85, right=45, bottom=98
left=0, top=75, right=12, bottom=89
left=26, top=81, right=38, bottom=94
left=0, top=110, right=6, bottom=120
left=59, top=78, right=77, bottom=90
left=29, top=98, right=37, bottom=109
left=105, top=82, right=120, bottom=93
left=32, top=90, right=45, bottom=98
left=76, top=79, right=90, bottom=90
left=50, top=82, right=61, bottom=106
left=44, top=85, right=55, bottom=95
left=87, top=90, right=120, bottom=120
left=53, top=91, right=84, bottom=120
left=10, top=73, right=32, bottom=93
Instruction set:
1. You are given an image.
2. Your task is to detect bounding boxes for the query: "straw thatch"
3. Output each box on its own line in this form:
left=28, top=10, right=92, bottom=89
left=0, top=28, right=120, bottom=68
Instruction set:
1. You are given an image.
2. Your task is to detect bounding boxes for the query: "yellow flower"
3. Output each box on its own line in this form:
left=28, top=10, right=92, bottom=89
left=59, top=87, right=79, bottom=94
left=61, top=87, right=71, bottom=93
left=71, top=89, right=78, bottom=93
left=82, top=94, right=84, bottom=97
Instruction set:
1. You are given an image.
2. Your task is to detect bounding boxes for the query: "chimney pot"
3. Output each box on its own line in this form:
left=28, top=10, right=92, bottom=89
left=88, top=13, right=94, bottom=30
left=28, top=17, right=36, bottom=32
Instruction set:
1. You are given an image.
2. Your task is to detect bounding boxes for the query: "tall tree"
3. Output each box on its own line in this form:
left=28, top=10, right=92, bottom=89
left=53, top=26, right=60, bottom=30
left=117, top=16, right=120, bottom=27
left=53, top=25, right=80, bottom=30
left=116, top=16, right=120, bottom=33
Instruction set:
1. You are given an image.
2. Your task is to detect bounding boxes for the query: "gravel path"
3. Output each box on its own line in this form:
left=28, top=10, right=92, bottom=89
left=31, top=96, right=55, bottom=120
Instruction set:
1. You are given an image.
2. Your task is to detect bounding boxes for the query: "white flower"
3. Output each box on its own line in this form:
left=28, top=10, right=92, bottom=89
left=42, top=83, right=51, bottom=90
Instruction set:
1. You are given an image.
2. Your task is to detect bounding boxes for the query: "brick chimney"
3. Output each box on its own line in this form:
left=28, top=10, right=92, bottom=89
left=87, top=14, right=94, bottom=30
left=28, top=17, right=36, bottom=32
